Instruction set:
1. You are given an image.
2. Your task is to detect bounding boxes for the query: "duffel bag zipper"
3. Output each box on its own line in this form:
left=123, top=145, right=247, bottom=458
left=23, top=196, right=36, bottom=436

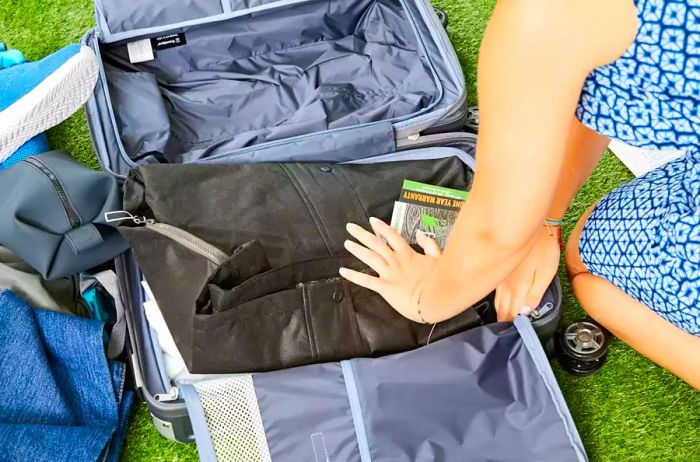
left=25, top=157, right=81, bottom=229
left=105, top=211, right=228, bottom=265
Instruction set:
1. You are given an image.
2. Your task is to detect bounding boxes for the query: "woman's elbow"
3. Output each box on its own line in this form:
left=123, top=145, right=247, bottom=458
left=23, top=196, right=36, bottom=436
left=478, top=221, right=537, bottom=253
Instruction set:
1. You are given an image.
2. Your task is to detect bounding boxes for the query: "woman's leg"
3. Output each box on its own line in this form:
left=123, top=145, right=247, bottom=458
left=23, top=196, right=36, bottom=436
left=566, top=206, right=700, bottom=390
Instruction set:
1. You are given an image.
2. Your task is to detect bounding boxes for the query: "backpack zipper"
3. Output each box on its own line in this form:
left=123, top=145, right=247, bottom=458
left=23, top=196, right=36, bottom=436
left=25, top=157, right=81, bottom=229
left=105, top=211, right=228, bottom=265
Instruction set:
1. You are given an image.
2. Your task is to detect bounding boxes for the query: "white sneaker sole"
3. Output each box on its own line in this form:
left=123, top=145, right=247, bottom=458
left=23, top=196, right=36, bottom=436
left=0, top=46, right=99, bottom=162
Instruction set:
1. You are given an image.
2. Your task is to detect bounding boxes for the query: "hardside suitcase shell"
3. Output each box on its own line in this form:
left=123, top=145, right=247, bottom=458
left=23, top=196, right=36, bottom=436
left=81, top=0, right=569, bottom=453
left=115, top=139, right=565, bottom=446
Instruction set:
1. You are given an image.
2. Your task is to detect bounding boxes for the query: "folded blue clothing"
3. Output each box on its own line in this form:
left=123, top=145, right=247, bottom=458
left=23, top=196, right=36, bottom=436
left=0, top=289, right=132, bottom=462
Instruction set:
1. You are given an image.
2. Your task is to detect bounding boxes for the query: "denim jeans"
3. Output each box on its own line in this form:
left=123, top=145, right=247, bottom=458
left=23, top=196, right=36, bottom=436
left=0, top=290, right=133, bottom=462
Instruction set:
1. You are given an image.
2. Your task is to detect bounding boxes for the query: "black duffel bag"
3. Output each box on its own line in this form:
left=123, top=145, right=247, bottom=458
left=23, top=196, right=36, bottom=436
left=117, top=157, right=492, bottom=374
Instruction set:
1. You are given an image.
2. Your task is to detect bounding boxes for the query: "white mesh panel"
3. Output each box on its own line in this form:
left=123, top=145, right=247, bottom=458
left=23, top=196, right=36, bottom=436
left=194, top=376, right=272, bottom=462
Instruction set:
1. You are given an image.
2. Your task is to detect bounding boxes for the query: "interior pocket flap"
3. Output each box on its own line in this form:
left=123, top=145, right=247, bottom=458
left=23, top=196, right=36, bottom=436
left=95, top=0, right=224, bottom=39
left=204, top=255, right=363, bottom=313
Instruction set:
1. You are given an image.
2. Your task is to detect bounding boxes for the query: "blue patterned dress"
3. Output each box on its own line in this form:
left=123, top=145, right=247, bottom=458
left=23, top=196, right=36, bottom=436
left=577, top=0, right=700, bottom=335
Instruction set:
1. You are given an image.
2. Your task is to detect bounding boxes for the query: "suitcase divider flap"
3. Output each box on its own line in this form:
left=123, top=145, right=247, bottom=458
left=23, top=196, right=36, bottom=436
left=514, top=316, right=588, bottom=461
left=177, top=320, right=587, bottom=462
left=94, top=0, right=310, bottom=44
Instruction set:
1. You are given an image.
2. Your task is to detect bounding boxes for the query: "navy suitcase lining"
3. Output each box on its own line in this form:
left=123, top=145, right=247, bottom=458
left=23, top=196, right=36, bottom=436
left=98, top=0, right=443, bottom=165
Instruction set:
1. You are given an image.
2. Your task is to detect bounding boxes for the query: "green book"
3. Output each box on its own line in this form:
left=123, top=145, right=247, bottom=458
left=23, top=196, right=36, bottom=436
left=390, top=180, right=468, bottom=250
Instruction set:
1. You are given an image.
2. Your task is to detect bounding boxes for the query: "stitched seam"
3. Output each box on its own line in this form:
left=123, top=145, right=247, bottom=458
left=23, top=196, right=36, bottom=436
left=343, top=281, right=370, bottom=353
left=194, top=303, right=304, bottom=331
left=332, top=167, right=372, bottom=224
left=64, top=225, right=104, bottom=254
left=212, top=256, right=358, bottom=312
left=301, top=284, right=317, bottom=359
left=281, top=164, right=333, bottom=254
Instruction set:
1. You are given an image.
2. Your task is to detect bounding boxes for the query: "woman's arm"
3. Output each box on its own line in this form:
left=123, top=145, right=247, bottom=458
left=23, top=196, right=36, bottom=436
left=547, top=119, right=611, bottom=221
left=494, top=118, right=610, bottom=321
left=341, top=0, right=636, bottom=322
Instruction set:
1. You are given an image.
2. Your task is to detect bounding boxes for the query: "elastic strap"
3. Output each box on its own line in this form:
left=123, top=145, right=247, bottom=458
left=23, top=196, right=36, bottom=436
left=91, top=270, right=127, bottom=360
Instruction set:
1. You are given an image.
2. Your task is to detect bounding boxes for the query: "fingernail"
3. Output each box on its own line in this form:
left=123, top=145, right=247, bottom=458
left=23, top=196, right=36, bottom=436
left=339, top=267, right=348, bottom=276
left=369, top=217, right=379, bottom=225
left=346, top=223, right=357, bottom=232
left=520, top=306, right=532, bottom=316
left=343, top=239, right=352, bottom=247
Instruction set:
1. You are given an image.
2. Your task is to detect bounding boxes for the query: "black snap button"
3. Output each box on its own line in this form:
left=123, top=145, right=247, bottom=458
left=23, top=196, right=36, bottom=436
left=332, top=290, right=344, bottom=302
left=320, top=166, right=332, bottom=172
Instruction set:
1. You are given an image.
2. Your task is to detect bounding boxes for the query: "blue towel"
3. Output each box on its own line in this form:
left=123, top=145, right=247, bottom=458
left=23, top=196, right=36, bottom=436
left=0, top=289, right=133, bottom=462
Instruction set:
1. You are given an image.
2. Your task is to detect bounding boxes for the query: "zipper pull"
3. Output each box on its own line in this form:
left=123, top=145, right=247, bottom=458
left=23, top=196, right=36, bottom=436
left=407, top=133, right=421, bottom=142
left=104, top=210, right=148, bottom=225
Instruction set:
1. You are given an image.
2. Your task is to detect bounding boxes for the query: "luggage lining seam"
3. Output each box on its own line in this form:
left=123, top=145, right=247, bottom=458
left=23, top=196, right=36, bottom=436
left=331, top=167, right=372, bottom=225
left=301, top=284, right=317, bottom=359
left=514, top=317, right=588, bottom=462
left=341, top=360, right=372, bottom=462
left=280, top=164, right=333, bottom=254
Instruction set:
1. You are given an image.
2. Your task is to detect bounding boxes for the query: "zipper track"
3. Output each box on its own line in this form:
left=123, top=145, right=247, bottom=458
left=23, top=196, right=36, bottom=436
left=146, top=222, right=229, bottom=266
left=24, top=157, right=81, bottom=229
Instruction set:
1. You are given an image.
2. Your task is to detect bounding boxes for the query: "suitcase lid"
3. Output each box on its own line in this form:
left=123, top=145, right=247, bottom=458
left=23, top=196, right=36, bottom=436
left=94, top=0, right=304, bottom=43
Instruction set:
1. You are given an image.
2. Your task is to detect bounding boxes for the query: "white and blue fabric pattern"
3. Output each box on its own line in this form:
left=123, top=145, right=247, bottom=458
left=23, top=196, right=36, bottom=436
left=577, top=0, right=700, bottom=335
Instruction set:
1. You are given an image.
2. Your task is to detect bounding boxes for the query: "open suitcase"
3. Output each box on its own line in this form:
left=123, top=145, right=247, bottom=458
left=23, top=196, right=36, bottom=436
left=82, top=0, right=584, bottom=460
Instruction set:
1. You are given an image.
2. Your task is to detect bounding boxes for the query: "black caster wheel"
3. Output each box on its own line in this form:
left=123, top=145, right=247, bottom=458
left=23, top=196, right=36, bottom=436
left=465, top=106, right=479, bottom=133
left=556, top=319, right=610, bottom=376
left=434, top=7, right=448, bottom=28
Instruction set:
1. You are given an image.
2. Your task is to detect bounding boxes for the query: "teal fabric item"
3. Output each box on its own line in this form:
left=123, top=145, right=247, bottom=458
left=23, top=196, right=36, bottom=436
left=0, top=133, right=49, bottom=170
left=81, top=282, right=115, bottom=345
left=0, top=43, right=79, bottom=112
left=82, top=285, right=111, bottom=323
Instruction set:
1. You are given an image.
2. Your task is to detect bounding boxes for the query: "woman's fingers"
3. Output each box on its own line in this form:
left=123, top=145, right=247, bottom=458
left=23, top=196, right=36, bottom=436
left=509, top=280, right=533, bottom=320
left=344, top=240, right=389, bottom=276
left=498, top=282, right=533, bottom=322
left=369, top=217, right=412, bottom=254
left=495, top=284, right=511, bottom=322
left=339, top=267, right=385, bottom=293
left=495, top=284, right=503, bottom=313
left=525, top=271, right=555, bottom=311
left=346, top=223, right=394, bottom=262
left=416, top=230, right=442, bottom=258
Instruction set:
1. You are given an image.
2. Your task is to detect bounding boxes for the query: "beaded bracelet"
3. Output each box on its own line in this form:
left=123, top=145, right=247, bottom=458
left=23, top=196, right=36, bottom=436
left=544, top=218, right=564, bottom=249
left=545, top=218, right=563, bottom=226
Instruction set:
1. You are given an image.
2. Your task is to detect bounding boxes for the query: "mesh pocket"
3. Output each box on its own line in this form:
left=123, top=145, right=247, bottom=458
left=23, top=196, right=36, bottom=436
left=194, top=376, right=272, bottom=462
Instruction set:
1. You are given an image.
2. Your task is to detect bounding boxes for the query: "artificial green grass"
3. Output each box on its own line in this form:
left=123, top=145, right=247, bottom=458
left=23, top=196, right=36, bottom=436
left=2, top=0, right=698, bottom=460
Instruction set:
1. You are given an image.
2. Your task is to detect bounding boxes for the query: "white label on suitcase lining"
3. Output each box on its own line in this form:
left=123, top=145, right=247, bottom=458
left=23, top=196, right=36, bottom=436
left=127, top=38, right=154, bottom=63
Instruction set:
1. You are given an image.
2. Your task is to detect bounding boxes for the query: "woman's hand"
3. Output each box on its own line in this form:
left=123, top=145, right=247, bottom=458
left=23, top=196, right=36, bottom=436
left=339, top=217, right=442, bottom=323
left=495, top=225, right=561, bottom=321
